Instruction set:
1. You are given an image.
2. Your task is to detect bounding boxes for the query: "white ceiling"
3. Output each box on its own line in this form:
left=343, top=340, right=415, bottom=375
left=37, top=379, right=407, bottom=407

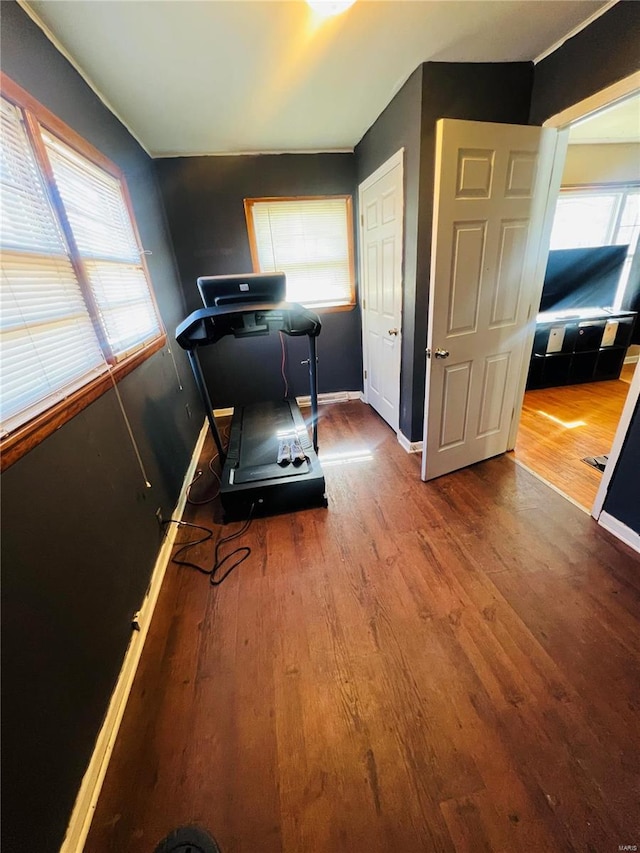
left=23, top=0, right=612, bottom=157
left=569, top=91, right=640, bottom=144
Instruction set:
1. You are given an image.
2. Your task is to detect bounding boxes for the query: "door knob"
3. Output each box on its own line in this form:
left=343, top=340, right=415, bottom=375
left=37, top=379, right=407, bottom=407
left=434, top=348, right=449, bottom=359
left=388, top=328, right=398, bottom=336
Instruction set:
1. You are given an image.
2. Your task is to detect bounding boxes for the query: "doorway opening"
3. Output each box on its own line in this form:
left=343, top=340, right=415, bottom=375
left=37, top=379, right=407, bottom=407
left=513, top=86, right=640, bottom=512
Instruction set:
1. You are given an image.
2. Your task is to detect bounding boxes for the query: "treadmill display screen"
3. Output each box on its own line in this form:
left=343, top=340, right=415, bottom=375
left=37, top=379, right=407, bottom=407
left=197, top=272, right=286, bottom=307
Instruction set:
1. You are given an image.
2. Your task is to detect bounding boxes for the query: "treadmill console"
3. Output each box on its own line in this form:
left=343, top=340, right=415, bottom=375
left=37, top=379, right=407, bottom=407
left=198, top=272, right=286, bottom=308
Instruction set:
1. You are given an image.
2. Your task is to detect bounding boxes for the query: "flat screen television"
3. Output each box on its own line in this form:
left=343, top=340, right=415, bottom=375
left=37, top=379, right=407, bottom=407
left=197, top=272, right=286, bottom=308
left=539, top=245, right=628, bottom=313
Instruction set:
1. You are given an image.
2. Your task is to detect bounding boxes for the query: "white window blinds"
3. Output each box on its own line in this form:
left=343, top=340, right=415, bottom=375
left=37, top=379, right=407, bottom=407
left=0, top=98, right=105, bottom=436
left=246, top=197, right=354, bottom=308
left=550, top=187, right=640, bottom=309
left=0, top=91, right=164, bottom=442
left=42, top=131, right=162, bottom=359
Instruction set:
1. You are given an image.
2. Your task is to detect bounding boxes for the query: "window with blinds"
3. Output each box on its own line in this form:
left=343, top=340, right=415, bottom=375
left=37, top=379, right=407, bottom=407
left=244, top=196, right=355, bottom=309
left=550, top=186, right=640, bottom=309
left=0, top=77, right=165, bottom=465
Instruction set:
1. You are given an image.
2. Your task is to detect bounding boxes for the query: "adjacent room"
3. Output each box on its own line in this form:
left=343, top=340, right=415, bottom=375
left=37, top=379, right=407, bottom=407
left=514, top=91, right=640, bottom=510
left=1, top=2, right=639, bottom=852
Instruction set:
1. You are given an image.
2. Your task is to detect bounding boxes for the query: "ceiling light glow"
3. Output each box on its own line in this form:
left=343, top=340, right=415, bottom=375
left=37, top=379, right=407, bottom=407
left=306, top=0, right=357, bottom=19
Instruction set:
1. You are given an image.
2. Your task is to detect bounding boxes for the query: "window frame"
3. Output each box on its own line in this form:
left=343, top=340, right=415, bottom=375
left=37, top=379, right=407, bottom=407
left=244, top=195, right=357, bottom=312
left=550, top=182, right=640, bottom=310
left=0, top=73, right=166, bottom=471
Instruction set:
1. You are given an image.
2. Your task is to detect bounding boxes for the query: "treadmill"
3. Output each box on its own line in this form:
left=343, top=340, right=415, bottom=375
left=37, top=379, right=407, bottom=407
left=176, top=273, right=327, bottom=521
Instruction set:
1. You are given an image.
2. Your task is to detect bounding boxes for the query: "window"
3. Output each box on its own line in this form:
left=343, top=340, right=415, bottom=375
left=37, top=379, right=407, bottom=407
left=549, top=186, right=640, bottom=309
left=0, top=75, right=165, bottom=469
left=244, top=196, right=355, bottom=309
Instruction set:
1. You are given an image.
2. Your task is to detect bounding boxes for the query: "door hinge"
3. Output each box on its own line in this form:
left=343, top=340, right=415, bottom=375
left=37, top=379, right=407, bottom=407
left=364, top=369, right=368, bottom=379
left=360, top=213, right=364, bottom=227
left=362, top=298, right=366, bottom=310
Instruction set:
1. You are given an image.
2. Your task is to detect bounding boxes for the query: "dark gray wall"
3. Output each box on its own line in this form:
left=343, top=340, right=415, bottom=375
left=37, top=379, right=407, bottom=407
left=529, top=1, right=640, bottom=535
left=603, top=401, right=640, bottom=534
left=530, top=0, right=640, bottom=126
left=156, top=154, right=362, bottom=406
left=0, top=4, right=202, bottom=851
left=355, top=62, right=533, bottom=441
left=355, top=66, right=424, bottom=441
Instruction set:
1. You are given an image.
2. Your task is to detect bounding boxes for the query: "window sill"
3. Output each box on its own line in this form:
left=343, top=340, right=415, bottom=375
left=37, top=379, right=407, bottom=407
left=303, top=302, right=357, bottom=314
left=0, top=334, right=166, bottom=472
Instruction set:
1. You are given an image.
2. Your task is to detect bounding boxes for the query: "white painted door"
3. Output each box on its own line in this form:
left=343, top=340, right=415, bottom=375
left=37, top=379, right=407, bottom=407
left=422, top=119, right=559, bottom=481
left=360, top=151, right=403, bottom=432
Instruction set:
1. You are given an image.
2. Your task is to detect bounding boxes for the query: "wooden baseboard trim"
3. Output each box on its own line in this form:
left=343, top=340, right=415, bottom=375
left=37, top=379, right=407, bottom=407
left=60, top=419, right=208, bottom=853
left=397, top=432, right=423, bottom=454
left=623, top=354, right=639, bottom=365
left=297, top=390, right=362, bottom=407
left=213, top=392, right=362, bottom=418
left=597, top=510, right=640, bottom=554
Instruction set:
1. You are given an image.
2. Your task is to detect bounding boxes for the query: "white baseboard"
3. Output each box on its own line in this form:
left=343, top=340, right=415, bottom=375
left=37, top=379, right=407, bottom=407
left=397, top=431, right=423, bottom=454
left=60, top=419, right=208, bottom=853
left=597, top=510, right=640, bottom=554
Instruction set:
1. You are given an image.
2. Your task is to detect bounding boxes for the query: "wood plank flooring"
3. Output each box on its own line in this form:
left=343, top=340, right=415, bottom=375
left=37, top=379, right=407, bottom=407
left=513, top=367, right=636, bottom=510
left=86, top=401, right=640, bottom=853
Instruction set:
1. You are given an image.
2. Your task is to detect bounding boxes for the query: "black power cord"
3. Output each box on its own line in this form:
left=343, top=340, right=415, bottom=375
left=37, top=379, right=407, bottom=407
left=164, top=503, right=256, bottom=587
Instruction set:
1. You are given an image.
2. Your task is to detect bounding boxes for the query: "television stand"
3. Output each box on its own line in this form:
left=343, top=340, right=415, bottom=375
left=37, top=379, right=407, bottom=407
left=526, top=308, right=636, bottom=390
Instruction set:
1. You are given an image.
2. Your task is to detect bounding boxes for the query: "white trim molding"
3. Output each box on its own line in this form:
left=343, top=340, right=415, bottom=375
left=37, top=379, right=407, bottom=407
left=397, top=432, right=423, bottom=454
left=598, top=511, right=640, bottom=554
left=60, top=420, right=209, bottom=853
left=534, top=1, right=618, bottom=65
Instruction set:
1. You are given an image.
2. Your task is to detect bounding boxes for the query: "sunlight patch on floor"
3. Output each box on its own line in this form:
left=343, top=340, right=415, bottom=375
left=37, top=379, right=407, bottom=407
left=536, top=410, right=587, bottom=429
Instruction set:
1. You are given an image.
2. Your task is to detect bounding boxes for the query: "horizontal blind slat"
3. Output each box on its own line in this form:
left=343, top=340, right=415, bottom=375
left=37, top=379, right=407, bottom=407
left=0, top=100, right=70, bottom=255
left=0, top=96, right=106, bottom=435
left=43, top=130, right=140, bottom=262
left=249, top=198, right=352, bottom=307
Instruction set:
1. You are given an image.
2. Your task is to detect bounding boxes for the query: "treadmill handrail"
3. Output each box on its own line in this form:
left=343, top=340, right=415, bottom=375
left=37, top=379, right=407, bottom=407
left=175, top=301, right=321, bottom=350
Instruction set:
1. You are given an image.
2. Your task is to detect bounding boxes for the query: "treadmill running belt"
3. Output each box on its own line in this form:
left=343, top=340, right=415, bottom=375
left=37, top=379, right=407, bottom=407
left=234, top=401, right=310, bottom=484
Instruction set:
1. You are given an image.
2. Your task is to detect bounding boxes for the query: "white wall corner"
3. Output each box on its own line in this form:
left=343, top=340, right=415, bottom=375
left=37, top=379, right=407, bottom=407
left=597, top=511, right=640, bottom=554
left=397, top=431, right=423, bottom=454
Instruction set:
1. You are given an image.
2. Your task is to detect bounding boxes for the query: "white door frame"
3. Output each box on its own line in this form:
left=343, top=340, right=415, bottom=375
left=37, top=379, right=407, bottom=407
left=358, top=148, right=404, bottom=421
left=518, top=71, right=640, bottom=523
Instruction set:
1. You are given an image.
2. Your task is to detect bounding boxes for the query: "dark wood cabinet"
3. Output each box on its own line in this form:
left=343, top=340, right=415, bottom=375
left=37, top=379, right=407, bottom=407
left=526, top=309, right=636, bottom=390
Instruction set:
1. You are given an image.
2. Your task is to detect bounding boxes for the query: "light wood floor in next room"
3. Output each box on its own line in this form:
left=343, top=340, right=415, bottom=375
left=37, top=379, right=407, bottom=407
left=514, top=362, right=637, bottom=511
left=86, top=401, right=640, bottom=853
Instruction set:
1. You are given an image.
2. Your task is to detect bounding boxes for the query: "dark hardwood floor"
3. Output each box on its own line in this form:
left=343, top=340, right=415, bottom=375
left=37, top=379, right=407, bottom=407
left=514, top=366, right=636, bottom=510
left=86, top=401, right=640, bottom=853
